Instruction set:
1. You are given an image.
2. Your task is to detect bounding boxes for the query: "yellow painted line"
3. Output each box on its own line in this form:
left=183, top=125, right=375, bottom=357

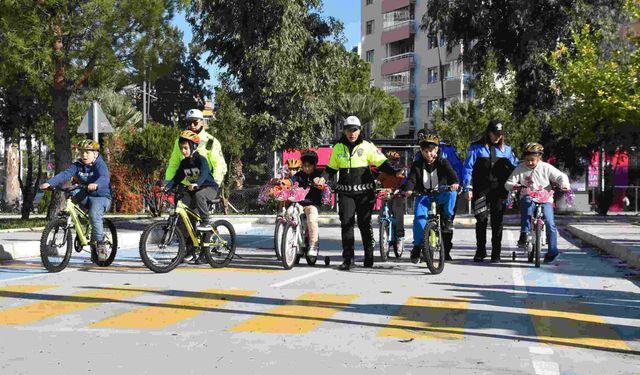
left=0, top=284, right=57, bottom=296
left=526, top=300, right=630, bottom=350
left=0, top=287, right=148, bottom=325
left=91, top=289, right=256, bottom=329
left=176, top=267, right=281, bottom=273
left=231, top=292, right=358, bottom=334
left=378, top=297, right=468, bottom=340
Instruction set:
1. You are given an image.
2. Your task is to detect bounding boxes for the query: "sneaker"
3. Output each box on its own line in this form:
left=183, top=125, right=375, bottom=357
left=490, top=256, right=501, bottom=263
left=363, top=253, right=374, bottom=268
left=338, top=258, right=352, bottom=271
left=182, top=252, right=196, bottom=263
left=196, top=221, right=213, bottom=232
left=473, top=251, right=486, bottom=263
left=543, top=252, right=560, bottom=264
left=96, top=242, right=108, bottom=262
left=410, top=246, right=421, bottom=264
left=442, top=219, right=454, bottom=233
left=517, top=232, right=528, bottom=248
left=194, top=252, right=208, bottom=265
left=308, top=243, right=319, bottom=257
left=445, top=254, right=453, bottom=261
left=395, top=239, right=404, bottom=255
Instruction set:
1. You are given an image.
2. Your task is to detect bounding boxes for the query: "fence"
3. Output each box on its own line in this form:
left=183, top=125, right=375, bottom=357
left=588, top=185, right=639, bottom=214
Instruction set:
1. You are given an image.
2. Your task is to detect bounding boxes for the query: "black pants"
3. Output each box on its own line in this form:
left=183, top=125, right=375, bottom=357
left=389, top=198, right=405, bottom=238
left=473, top=192, right=506, bottom=258
left=338, top=191, right=376, bottom=259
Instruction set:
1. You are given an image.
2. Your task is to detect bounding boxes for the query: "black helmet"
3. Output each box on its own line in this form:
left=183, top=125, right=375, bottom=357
left=300, top=149, right=319, bottom=165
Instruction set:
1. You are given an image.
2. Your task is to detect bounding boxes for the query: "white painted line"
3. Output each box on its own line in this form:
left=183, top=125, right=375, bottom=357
left=0, top=268, right=73, bottom=284
left=532, top=360, right=560, bottom=375
left=529, top=346, right=554, bottom=355
left=270, top=269, right=330, bottom=288
left=511, top=264, right=528, bottom=296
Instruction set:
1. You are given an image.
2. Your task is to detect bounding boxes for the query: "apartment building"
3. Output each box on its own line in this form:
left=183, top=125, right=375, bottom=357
left=361, top=0, right=470, bottom=138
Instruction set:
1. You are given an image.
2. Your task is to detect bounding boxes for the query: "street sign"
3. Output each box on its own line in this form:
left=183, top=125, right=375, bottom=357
left=77, top=102, right=114, bottom=135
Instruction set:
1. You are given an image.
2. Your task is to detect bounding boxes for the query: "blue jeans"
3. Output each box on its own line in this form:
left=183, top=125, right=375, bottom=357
left=73, top=191, right=111, bottom=243
left=412, top=191, right=456, bottom=247
left=520, top=196, right=558, bottom=256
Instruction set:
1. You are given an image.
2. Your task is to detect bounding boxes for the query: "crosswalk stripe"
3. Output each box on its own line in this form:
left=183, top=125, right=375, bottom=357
left=176, top=267, right=281, bottom=273
left=525, top=300, right=630, bottom=350
left=378, top=296, right=468, bottom=340
left=91, top=289, right=256, bottom=329
left=231, top=292, right=358, bottom=334
left=0, top=284, right=57, bottom=296
left=0, top=287, right=148, bottom=325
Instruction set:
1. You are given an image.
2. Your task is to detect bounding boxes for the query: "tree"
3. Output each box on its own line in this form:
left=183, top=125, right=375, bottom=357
left=422, top=0, right=627, bottom=116
left=0, top=1, right=178, bottom=218
left=333, top=89, right=404, bottom=138
left=187, top=0, right=376, bottom=151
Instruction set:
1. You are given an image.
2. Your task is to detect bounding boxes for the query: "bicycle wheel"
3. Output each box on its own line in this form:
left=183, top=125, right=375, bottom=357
left=92, top=219, right=118, bottom=267
left=40, top=218, right=72, bottom=273
left=393, top=233, right=404, bottom=258
left=280, top=223, right=298, bottom=270
left=139, top=221, right=186, bottom=273
left=273, top=219, right=284, bottom=260
left=379, top=220, right=390, bottom=262
left=203, top=219, right=236, bottom=268
left=534, top=222, right=542, bottom=268
left=422, top=221, right=445, bottom=274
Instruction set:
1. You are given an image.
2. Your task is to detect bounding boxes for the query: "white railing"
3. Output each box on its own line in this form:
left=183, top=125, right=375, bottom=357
left=382, top=19, right=415, bottom=32
left=382, top=52, right=415, bottom=63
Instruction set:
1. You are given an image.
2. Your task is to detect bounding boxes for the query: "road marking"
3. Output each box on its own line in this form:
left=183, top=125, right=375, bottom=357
left=525, top=299, right=631, bottom=350
left=177, top=267, right=281, bottom=273
left=231, top=292, right=358, bottom=334
left=0, top=287, right=147, bottom=325
left=270, top=269, right=330, bottom=288
left=91, top=289, right=256, bottom=329
left=529, top=346, right=554, bottom=355
left=378, top=296, right=468, bottom=340
left=0, top=284, right=57, bottom=296
left=531, top=360, right=560, bottom=375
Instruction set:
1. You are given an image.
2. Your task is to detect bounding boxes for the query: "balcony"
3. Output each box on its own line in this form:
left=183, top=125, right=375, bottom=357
left=381, top=52, right=415, bottom=75
left=383, top=84, right=415, bottom=103
left=381, top=20, right=415, bottom=44
left=382, top=0, right=415, bottom=13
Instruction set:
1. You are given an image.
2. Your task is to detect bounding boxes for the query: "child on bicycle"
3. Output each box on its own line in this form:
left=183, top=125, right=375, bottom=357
left=40, top=139, right=112, bottom=261
left=505, top=142, right=570, bottom=263
left=376, top=151, right=406, bottom=255
left=402, top=133, right=459, bottom=264
left=164, top=130, right=219, bottom=234
left=289, top=150, right=325, bottom=257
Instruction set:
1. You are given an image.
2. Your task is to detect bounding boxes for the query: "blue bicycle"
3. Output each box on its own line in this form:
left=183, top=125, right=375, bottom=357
left=377, top=189, right=404, bottom=262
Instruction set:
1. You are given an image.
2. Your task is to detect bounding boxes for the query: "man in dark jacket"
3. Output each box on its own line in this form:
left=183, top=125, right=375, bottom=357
left=40, top=139, right=112, bottom=261
left=403, top=133, right=459, bottom=263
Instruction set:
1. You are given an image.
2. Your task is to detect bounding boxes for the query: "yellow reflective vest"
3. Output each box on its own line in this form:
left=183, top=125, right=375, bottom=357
left=326, top=137, right=387, bottom=193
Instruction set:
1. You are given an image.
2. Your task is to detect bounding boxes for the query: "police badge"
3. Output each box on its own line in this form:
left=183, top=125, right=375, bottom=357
left=357, top=149, right=364, bottom=157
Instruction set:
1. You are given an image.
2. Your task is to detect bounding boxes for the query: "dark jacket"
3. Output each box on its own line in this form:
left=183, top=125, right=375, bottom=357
left=48, top=154, right=112, bottom=198
left=165, top=151, right=218, bottom=191
left=463, top=142, right=518, bottom=199
left=291, top=168, right=324, bottom=207
left=404, top=156, right=459, bottom=194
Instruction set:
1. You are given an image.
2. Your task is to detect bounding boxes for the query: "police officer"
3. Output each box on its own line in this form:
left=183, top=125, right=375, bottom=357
left=414, top=129, right=463, bottom=260
left=463, top=119, right=518, bottom=262
left=320, top=116, right=403, bottom=270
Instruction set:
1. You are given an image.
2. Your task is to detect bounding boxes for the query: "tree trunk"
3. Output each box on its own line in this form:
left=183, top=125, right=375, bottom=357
left=231, top=156, right=244, bottom=189
left=20, top=137, right=39, bottom=219
left=46, top=85, right=73, bottom=219
left=4, top=141, right=20, bottom=211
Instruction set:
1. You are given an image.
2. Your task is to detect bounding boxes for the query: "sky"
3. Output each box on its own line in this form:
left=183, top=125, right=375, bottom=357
left=171, top=0, right=361, bottom=96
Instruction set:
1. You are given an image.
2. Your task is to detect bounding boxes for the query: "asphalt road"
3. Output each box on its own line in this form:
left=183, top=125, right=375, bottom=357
left=0, top=224, right=638, bottom=374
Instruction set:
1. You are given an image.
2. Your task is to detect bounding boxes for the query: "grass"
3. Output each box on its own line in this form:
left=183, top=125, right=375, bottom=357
left=0, top=219, right=50, bottom=230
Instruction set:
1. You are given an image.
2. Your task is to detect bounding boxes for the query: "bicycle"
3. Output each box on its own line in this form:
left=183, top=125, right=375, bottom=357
left=279, top=188, right=329, bottom=270
left=273, top=204, right=287, bottom=260
left=138, top=186, right=236, bottom=273
left=39, top=185, right=118, bottom=272
left=412, top=185, right=457, bottom=275
left=512, top=186, right=554, bottom=268
left=377, top=188, right=404, bottom=261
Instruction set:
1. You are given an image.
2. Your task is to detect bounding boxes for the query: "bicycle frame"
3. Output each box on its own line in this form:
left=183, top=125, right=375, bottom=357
left=169, top=198, right=229, bottom=249
left=60, top=195, right=92, bottom=247
left=285, top=202, right=307, bottom=250
left=378, top=199, right=397, bottom=243
left=529, top=202, right=546, bottom=246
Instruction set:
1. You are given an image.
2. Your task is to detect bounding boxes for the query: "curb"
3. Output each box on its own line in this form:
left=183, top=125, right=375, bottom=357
left=566, top=224, right=640, bottom=268
left=0, top=222, right=253, bottom=261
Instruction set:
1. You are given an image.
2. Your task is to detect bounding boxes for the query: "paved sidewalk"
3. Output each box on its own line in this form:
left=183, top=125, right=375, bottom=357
left=567, top=222, right=640, bottom=269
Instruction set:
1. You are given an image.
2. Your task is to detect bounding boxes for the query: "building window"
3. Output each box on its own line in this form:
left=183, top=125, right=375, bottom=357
left=366, top=49, right=375, bottom=63
left=383, top=7, right=412, bottom=29
left=427, top=100, right=437, bottom=115
left=427, top=32, right=445, bottom=49
left=439, top=34, right=446, bottom=47
left=427, top=67, right=438, bottom=84
left=441, top=63, right=453, bottom=80
left=366, top=20, right=375, bottom=35
left=366, top=0, right=374, bottom=5
left=383, top=71, right=411, bottom=92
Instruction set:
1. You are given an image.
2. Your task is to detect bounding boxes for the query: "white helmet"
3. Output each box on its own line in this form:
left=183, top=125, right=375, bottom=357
left=343, top=115, right=361, bottom=128
left=185, top=109, right=204, bottom=120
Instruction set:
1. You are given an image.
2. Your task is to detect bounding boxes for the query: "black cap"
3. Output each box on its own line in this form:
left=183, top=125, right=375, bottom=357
left=487, top=119, right=504, bottom=135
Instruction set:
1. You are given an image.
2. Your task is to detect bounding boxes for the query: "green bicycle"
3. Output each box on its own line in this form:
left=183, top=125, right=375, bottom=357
left=40, top=185, right=118, bottom=272
left=139, top=186, right=236, bottom=273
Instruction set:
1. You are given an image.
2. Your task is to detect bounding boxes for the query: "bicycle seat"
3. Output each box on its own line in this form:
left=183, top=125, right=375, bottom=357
left=207, top=198, right=221, bottom=204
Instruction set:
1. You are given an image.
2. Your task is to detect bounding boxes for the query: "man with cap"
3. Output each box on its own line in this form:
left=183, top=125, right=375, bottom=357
left=462, top=119, right=518, bottom=262
left=318, top=116, right=404, bottom=270
left=165, top=109, right=227, bottom=262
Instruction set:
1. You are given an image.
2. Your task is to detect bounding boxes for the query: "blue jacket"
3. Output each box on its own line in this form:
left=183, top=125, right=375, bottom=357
left=48, top=154, right=112, bottom=198
left=463, top=142, right=518, bottom=196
